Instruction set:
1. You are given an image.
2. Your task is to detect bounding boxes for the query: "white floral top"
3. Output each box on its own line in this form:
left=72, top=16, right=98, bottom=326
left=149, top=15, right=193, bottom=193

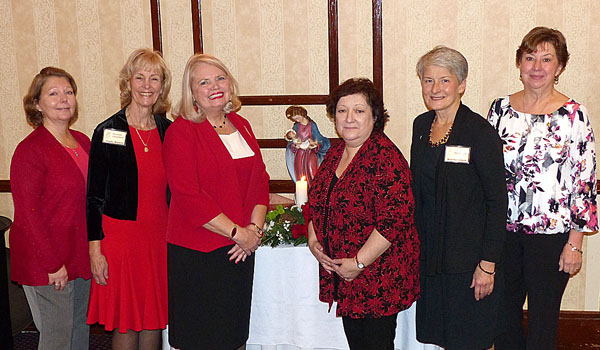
left=487, top=96, right=597, bottom=234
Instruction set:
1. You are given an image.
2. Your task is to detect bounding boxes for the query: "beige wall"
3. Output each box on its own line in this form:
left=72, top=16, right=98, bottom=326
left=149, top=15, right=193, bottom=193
left=0, top=0, right=598, bottom=310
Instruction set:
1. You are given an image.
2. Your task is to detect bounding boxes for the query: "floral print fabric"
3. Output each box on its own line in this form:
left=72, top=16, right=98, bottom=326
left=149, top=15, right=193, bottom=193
left=308, top=131, right=420, bottom=318
left=487, top=96, right=597, bottom=234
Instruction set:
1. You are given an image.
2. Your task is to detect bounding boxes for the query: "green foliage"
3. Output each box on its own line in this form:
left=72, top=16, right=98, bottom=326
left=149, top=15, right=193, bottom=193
left=261, top=205, right=308, bottom=247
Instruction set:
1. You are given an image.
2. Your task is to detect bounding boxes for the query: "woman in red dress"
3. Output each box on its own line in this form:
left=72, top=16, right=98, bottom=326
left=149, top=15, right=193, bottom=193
left=86, top=48, right=172, bottom=349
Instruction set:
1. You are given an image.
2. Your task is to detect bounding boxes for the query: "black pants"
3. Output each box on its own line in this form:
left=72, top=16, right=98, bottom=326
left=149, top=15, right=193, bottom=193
left=494, top=231, right=570, bottom=350
left=342, top=313, right=397, bottom=350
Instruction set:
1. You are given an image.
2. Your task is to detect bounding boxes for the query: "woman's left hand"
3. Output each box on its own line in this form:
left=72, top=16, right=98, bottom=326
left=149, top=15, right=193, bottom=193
left=228, top=244, right=248, bottom=263
left=332, top=258, right=361, bottom=282
left=48, top=265, right=68, bottom=291
left=471, top=261, right=495, bottom=301
left=559, top=245, right=583, bottom=275
left=559, top=230, right=584, bottom=275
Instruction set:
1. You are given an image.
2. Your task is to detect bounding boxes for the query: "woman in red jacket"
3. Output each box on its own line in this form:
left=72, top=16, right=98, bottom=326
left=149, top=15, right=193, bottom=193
left=163, top=54, right=269, bottom=349
left=10, top=67, right=92, bottom=349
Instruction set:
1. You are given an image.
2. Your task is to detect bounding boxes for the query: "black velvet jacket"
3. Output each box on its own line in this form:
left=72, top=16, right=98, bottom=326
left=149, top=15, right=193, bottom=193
left=410, top=103, right=507, bottom=275
left=87, top=108, right=171, bottom=241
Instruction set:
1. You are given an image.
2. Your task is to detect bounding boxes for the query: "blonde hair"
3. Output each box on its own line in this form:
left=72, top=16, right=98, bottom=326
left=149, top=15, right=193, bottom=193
left=173, top=54, right=241, bottom=122
left=119, top=48, right=172, bottom=114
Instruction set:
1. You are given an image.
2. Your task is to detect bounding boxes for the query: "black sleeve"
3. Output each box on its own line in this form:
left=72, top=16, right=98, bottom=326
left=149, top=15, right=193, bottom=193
left=471, top=120, right=507, bottom=263
left=86, top=126, right=108, bottom=241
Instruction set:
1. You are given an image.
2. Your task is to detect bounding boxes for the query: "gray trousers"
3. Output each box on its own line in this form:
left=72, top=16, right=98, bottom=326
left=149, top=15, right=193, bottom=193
left=23, top=278, right=91, bottom=350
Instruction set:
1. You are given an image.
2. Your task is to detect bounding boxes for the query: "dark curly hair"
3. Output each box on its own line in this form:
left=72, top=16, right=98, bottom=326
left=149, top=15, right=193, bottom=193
left=326, top=78, right=389, bottom=131
left=23, top=67, right=78, bottom=127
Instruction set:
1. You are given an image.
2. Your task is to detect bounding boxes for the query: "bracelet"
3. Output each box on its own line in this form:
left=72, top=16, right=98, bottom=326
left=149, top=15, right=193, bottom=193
left=230, top=224, right=238, bottom=240
left=567, top=241, right=583, bottom=255
left=251, top=222, right=264, bottom=235
left=478, top=262, right=495, bottom=275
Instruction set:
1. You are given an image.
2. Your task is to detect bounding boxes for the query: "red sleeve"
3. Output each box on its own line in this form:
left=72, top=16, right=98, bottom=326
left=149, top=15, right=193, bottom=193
left=10, top=142, right=62, bottom=274
left=162, top=119, right=223, bottom=227
left=372, top=148, right=415, bottom=243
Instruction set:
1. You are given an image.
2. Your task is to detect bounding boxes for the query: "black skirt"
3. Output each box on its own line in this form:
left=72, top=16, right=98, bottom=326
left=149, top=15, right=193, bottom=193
left=168, top=243, right=255, bottom=349
left=416, top=267, right=504, bottom=350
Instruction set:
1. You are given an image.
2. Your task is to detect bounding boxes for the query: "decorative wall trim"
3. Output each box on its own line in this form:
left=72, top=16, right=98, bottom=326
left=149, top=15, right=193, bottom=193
left=150, top=0, right=162, bottom=53
left=191, top=0, right=203, bottom=53
left=240, top=95, right=328, bottom=106
left=327, top=0, right=339, bottom=93
left=372, top=0, right=383, bottom=93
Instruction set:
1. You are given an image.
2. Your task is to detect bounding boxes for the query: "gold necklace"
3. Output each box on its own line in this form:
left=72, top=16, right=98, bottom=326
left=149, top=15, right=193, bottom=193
left=135, top=128, right=152, bottom=152
left=428, top=119, right=453, bottom=147
left=56, top=138, right=79, bottom=157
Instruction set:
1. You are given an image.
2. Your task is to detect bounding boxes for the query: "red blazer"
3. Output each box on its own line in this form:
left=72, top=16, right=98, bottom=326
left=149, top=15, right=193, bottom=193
left=163, top=112, right=270, bottom=252
left=10, top=126, right=92, bottom=286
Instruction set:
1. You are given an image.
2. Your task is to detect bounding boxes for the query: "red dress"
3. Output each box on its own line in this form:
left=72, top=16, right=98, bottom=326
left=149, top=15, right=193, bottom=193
left=87, top=127, right=168, bottom=332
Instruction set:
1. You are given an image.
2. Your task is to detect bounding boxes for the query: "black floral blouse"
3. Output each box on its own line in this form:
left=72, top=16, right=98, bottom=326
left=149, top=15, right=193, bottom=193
left=308, top=131, right=420, bottom=318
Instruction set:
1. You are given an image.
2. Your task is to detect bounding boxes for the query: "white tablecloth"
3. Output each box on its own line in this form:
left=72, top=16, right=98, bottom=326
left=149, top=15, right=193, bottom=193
left=163, top=245, right=441, bottom=350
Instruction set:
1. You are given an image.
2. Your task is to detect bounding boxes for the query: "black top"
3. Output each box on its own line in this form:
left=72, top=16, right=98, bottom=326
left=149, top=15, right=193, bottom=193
left=86, top=108, right=171, bottom=241
left=419, top=144, right=442, bottom=268
left=411, top=103, right=507, bottom=275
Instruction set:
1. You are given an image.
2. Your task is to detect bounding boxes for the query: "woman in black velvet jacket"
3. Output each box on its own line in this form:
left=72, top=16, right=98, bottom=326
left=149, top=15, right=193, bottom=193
left=86, top=48, right=172, bottom=349
left=411, top=46, right=507, bottom=350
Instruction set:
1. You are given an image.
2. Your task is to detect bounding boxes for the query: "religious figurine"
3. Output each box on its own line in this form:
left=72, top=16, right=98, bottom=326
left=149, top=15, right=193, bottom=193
left=284, top=105, right=330, bottom=187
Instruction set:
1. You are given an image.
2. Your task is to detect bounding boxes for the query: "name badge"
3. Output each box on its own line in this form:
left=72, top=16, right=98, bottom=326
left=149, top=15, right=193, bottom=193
left=102, top=129, right=127, bottom=146
left=444, top=145, right=470, bottom=164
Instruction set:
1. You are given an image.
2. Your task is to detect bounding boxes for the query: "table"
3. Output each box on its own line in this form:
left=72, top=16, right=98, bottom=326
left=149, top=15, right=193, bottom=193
left=246, top=246, right=441, bottom=350
left=162, top=246, right=441, bottom=350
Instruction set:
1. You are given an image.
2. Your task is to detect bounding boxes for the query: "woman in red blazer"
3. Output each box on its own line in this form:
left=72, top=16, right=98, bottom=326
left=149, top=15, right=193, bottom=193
left=163, top=54, right=269, bottom=349
left=10, top=67, right=92, bottom=349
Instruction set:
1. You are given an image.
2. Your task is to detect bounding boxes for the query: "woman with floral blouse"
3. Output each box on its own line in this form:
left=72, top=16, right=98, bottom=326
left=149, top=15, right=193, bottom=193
left=488, top=27, right=597, bottom=350
left=306, top=78, right=420, bottom=350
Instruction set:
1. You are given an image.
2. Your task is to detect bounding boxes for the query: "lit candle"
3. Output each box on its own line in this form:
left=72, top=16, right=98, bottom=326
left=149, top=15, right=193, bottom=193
left=295, top=176, right=308, bottom=206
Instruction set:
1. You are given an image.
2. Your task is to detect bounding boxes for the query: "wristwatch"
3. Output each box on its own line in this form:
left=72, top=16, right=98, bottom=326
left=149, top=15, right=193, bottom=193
left=354, top=255, right=365, bottom=270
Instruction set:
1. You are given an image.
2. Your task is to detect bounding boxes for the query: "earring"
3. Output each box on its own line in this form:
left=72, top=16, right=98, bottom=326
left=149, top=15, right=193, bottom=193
left=519, top=73, right=522, bottom=82
left=554, top=75, right=559, bottom=85
left=224, top=100, right=233, bottom=112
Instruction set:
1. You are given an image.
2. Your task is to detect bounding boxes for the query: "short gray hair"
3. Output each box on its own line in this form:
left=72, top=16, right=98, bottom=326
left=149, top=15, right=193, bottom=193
left=416, top=45, right=468, bottom=83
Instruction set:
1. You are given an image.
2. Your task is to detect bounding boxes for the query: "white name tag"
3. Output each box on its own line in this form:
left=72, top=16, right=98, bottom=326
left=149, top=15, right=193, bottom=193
left=444, top=145, right=470, bottom=164
left=102, top=129, right=127, bottom=146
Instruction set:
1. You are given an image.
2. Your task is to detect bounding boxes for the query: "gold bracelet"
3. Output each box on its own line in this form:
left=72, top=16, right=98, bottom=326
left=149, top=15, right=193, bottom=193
left=251, top=222, right=264, bottom=235
left=567, top=241, right=583, bottom=255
